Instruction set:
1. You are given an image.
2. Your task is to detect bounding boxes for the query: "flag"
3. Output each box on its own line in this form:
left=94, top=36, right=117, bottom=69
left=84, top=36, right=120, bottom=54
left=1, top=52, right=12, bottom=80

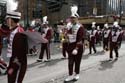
left=22, top=31, right=48, bottom=48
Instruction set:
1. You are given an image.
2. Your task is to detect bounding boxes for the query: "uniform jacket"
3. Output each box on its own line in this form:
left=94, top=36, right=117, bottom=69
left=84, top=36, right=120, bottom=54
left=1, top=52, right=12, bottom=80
left=9, top=28, right=28, bottom=68
left=67, top=23, right=85, bottom=52
left=88, top=30, right=97, bottom=44
left=103, top=29, right=111, bottom=39
left=43, top=27, right=52, bottom=42
left=109, top=30, right=121, bottom=43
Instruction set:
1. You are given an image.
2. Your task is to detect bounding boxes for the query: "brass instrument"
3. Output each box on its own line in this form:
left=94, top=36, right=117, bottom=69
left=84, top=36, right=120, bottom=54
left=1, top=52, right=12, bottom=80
left=60, top=28, right=69, bottom=43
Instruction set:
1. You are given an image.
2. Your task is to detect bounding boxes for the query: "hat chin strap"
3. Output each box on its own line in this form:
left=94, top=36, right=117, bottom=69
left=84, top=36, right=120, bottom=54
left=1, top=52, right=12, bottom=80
left=6, top=15, right=21, bottom=19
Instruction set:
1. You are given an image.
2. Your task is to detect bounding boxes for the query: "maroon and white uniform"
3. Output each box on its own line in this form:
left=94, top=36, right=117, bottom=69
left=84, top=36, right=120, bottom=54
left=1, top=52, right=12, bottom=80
left=88, top=29, right=97, bottom=54
left=67, top=23, right=85, bottom=75
left=38, top=26, right=52, bottom=61
left=109, top=30, right=121, bottom=59
left=103, top=29, right=111, bottom=51
left=119, top=29, right=124, bottom=48
left=93, top=29, right=98, bottom=44
left=96, top=29, right=102, bottom=44
left=7, top=26, right=28, bottom=83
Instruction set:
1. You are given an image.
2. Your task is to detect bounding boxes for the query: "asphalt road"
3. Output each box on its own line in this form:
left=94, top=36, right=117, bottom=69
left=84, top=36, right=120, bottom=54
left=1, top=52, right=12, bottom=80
left=0, top=42, right=125, bottom=83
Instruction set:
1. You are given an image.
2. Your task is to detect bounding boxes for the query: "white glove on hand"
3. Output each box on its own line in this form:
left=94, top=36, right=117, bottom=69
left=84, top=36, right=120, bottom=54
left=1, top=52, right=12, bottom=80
left=72, top=49, right=78, bottom=55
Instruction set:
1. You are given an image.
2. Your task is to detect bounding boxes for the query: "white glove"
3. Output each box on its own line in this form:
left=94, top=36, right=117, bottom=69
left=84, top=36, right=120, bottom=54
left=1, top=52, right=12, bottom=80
left=72, top=49, right=78, bottom=55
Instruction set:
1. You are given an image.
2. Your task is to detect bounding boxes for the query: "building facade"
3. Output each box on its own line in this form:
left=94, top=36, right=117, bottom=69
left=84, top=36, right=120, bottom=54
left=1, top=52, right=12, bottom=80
left=107, top=0, right=125, bottom=16
left=17, top=0, right=125, bottom=25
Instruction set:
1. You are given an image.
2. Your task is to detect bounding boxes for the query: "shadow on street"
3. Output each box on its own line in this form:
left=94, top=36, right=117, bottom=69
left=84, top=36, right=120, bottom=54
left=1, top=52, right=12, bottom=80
left=98, top=59, right=118, bottom=71
left=82, top=50, right=105, bottom=60
left=64, top=79, right=78, bottom=83
left=38, top=58, right=66, bottom=68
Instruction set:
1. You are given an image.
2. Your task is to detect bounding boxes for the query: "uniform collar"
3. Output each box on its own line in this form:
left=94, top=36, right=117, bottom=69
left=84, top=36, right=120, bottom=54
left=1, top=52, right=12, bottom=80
left=10, top=26, right=18, bottom=31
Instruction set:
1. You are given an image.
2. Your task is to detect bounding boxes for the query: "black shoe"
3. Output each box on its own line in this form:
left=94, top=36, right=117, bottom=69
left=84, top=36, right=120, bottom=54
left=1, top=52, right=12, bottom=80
left=37, top=59, right=43, bottom=62
left=108, top=58, right=113, bottom=61
left=114, top=57, right=118, bottom=61
left=44, top=59, right=51, bottom=62
left=61, top=57, right=67, bottom=59
left=88, top=52, right=91, bottom=54
left=94, top=51, right=97, bottom=54
left=106, top=48, right=108, bottom=51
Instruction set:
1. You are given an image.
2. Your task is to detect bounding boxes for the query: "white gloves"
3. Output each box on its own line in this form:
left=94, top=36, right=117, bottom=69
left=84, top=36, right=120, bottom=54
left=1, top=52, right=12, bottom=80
left=72, top=49, right=78, bottom=55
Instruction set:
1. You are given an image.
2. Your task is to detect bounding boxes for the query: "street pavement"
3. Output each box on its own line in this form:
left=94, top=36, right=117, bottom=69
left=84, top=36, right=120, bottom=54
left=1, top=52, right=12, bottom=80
left=0, top=42, right=125, bottom=83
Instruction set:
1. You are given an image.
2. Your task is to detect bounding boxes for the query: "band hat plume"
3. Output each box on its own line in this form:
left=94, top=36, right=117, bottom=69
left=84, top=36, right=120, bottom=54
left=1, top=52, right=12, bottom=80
left=92, top=22, right=96, bottom=25
left=92, top=22, right=96, bottom=28
left=70, top=5, right=79, bottom=18
left=43, top=16, right=49, bottom=24
left=6, top=11, right=21, bottom=19
left=113, top=21, right=119, bottom=27
left=104, top=23, right=109, bottom=28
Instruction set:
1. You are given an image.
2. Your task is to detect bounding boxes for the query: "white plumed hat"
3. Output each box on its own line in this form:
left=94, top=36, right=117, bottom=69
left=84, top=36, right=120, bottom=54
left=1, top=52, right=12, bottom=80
left=92, top=22, right=96, bottom=28
left=6, top=11, right=21, bottom=19
left=113, top=21, right=119, bottom=27
left=43, top=16, right=48, bottom=24
left=104, top=23, right=108, bottom=28
left=70, top=5, right=79, bottom=18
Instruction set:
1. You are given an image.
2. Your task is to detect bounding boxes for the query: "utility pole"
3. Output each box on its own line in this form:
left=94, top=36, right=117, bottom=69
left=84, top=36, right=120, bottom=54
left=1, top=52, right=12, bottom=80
left=24, top=0, right=29, bottom=30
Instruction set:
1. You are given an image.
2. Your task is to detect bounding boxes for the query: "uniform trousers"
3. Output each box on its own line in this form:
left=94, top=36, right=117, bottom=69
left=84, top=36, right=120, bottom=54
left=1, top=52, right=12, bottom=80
left=110, top=42, right=119, bottom=59
left=62, top=42, right=68, bottom=58
left=89, top=41, right=96, bottom=54
left=103, top=38, right=109, bottom=50
left=7, top=59, right=27, bottom=83
left=67, top=43, right=83, bottom=75
left=39, top=43, right=50, bottom=60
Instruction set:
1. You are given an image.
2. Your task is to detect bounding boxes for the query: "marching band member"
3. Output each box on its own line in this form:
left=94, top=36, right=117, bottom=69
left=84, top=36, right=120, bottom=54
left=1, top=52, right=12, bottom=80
left=6, top=11, right=28, bottom=83
left=119, top=27, right=124, bottom=48
left=65, top=5, right=85, bottom=81
left=109, top=22, right=121, bottom=61
left=88, top=22, right=97, bottom=54
left=37, top=16, right=52, bottom=62
left=102, top=23, right=111, bottom=51
left=96, top=26, right=102, bottom=45
left=61, top=28, right=68, bottom=59
left=58, top=22, right=68, bottom=59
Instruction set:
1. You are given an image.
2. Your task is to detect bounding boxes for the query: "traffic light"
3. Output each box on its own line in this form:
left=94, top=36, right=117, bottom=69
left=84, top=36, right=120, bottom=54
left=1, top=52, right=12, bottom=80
left=47, top=0, right=63, bottom=12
